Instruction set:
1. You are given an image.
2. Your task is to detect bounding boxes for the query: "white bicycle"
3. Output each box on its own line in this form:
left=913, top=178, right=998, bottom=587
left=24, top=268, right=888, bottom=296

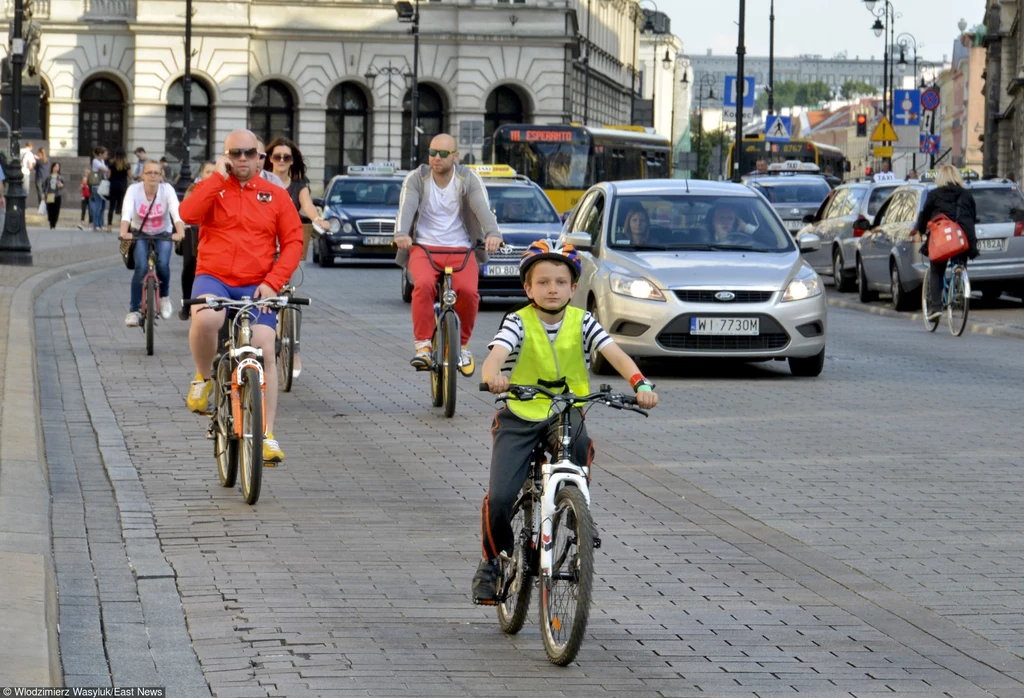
left=478, top=380, right=648, bottom=665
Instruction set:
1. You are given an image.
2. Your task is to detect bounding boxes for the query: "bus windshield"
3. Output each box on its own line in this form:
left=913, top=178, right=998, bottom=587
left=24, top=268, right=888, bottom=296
left=493, top=130, right=590, bottom=190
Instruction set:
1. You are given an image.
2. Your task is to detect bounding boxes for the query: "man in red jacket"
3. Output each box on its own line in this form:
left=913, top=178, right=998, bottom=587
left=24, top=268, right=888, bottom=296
left=179, top=129, right=303, bottom=463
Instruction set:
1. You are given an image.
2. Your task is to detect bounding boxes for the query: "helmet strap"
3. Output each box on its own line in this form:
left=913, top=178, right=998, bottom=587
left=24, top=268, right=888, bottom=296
left=531, top=299, right=572, bottom=318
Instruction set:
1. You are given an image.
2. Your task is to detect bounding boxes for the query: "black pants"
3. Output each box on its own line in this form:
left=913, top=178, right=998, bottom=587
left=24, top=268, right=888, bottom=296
left=927, top=255, right=968, bottom=309
left=34, top=180, right=44, bottom=207
left=480, top=407, right=593, bottom=561
left=107, top=183, right=127, bottom=226
left=180, top=225, right=200, bottom=299
left=80, top=198, right=89, bottom=221
left=46, top=199, right=62, bottom=229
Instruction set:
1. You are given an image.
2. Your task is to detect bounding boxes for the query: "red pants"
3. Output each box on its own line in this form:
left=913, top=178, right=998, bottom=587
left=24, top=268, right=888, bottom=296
left=409, top=245, right=480, bottom=346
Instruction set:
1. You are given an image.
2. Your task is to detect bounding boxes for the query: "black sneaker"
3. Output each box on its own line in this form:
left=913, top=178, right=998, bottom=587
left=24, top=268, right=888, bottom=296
left=471, top=558, right=501, bottom=605
left=178, top=306, right=190, bottom=322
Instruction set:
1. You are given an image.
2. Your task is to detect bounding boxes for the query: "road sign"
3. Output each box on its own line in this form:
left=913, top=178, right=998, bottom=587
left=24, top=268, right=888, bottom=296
left=873, top=145, right=894, bottom=158
left=871, top=116, right=898, bottom=143
left=765, top=115, right=792, bottom=143
left=921, top=88, right=940, bottom=111
left=920, top=134, right=941, bottom=155
left=723, top=76, right=756, bottom=110
left=893, top=90, right=921, bottom=127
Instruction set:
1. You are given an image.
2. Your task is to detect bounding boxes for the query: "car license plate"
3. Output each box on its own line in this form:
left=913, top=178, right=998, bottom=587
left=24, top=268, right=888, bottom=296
left=786, top=220, right=804, bottom=231
left=364, top=236, right=392, bottom=246
left=485, top=264, right=519, bottom=277
left=978, top=238, right=1004, bottom=253
left=690, top=317, right=760, bottom=335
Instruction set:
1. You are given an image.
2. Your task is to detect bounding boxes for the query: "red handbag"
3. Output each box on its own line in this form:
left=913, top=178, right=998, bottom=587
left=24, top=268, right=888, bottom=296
left=926, top=214, right=969, bottom=263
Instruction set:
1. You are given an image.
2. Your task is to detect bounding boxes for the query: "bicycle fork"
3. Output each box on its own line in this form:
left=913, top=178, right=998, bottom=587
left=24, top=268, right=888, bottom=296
left=231, top=354, right=267, bottom=438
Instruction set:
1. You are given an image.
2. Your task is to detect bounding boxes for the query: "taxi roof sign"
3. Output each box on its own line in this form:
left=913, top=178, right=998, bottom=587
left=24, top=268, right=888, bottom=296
left=346, top=163, right=407, bottom=176
left=767, top=160, right=820, bottom=173
left=467, top=164, right=518, bottom=178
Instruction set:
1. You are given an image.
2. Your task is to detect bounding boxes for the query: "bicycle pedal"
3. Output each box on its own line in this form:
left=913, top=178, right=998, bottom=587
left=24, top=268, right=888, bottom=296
left=473, top=598, right=498, bottom=606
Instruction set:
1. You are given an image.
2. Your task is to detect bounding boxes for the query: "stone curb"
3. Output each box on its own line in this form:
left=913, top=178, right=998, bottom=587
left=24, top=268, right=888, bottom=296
left=827, top=294, right=1024, bottom=340
left=0, top=254, right=120, bottom=687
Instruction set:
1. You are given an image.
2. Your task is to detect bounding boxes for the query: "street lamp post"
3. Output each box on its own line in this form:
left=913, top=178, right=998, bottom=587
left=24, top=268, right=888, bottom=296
left=364, top=62, right=403, bottom=162
left=897, top=32, right=920, bottom=172
left=395, top=0, right=420, bottom=167
left=733, top=0, right=746, bottom=182
left=174, top=0, right=194, bottom=201
left=767, top=0, right=775, bottom=115
left=865, top=0, right=897, bottom=162
left=0, top=0, right=32, bottom=265
left=583, top=0, right=592, bottom=125
left=689, top=73, right=715, bottom=179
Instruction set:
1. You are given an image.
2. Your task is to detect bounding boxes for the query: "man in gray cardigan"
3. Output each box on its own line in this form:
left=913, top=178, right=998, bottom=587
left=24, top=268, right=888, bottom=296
left=394, top=134, right=502, bottom=375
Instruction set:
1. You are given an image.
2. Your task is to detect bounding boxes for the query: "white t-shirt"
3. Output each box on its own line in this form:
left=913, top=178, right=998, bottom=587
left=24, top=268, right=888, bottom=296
left=415, top=176, right=470, bottom=247
left=120, top=182, right=182, bottom=234
left=21, top=148, right=36, bottom=178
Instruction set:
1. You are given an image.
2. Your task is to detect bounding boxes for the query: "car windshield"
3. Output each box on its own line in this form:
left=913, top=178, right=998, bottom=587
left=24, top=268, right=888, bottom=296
left=485, top=185, right=561, bottom=224
left=751, top=180, right=831, bottom=204
left=867, top=185, right=899, bottom=216
left=970, top=187, right=1024, bottom=224
left=608, top=194, right=796, bottom=253
left=327, top=179, right=403, bottom=207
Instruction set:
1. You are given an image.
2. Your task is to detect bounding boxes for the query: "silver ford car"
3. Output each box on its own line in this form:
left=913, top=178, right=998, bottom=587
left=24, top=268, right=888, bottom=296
left=559, top=180, right=828, bottom=377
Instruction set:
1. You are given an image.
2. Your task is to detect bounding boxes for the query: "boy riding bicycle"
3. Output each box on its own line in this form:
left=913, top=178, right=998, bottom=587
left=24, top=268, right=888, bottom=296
left=473, top=240, right=659, bottom=604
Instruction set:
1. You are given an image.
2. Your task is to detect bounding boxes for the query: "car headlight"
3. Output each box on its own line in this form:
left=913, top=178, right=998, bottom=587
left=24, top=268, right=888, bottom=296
left=342, top=222, right=353, bottom=233
left=782, top=271, right=823, bottom=302
left=328, top=218, right=342, bottom=234
left=609, top=272, right=666, bottom=301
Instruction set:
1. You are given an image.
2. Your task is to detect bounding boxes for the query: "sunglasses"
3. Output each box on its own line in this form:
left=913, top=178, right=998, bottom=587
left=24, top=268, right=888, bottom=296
left=226, top=148, right=259, bottom=159
left=428, top=149, right=456, bottom=158
left=270, top=153, right=293, bottom=163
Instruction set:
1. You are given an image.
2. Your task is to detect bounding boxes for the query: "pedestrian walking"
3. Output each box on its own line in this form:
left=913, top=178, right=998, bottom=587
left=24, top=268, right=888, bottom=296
left=160, top=157, right=173, bottom=183
left=132, top=147, right=148, bottom=181
left=34, top=147, right=48, bottom=207
left=177, top=160, right=216, bottom=320
left=88, top=147, right=111, bottom=231
left=79, top=170, right=90, bottom=228
left=264, top=137, right=329, bottom=262
left=42, top=162, right=64, bottom=229
left=917, top=165, right=979, bottom=321
left=106, top=148, right=132, bottom=231
left=20, top=141, right=37, bottom=201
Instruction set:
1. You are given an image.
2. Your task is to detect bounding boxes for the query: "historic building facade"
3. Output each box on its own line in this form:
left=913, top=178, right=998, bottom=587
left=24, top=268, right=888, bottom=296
left=2, top=0, right=649, bottom=190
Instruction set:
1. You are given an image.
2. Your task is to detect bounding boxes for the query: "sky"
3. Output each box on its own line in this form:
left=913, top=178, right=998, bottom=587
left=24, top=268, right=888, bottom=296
left=661, top=0, right=988, bottom=64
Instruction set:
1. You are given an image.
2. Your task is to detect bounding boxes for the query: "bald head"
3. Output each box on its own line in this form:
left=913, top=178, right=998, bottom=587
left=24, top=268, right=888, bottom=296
left=223, top=130, right=259, bottom=183
left=428, top=133, right=458, bottom=177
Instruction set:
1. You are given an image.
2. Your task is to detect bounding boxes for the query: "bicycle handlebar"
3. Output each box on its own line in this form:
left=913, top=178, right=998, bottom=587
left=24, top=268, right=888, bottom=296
left=477, top=382, right=648, bottom=416
left=122, top=233, right=175, bottom=241
left=412, top=243, right=480, bottom=274
left=182, top=296, right=311, bottom=310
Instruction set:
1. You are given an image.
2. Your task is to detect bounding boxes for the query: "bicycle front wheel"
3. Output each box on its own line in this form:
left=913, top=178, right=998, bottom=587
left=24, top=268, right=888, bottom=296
left=145, top=277, right=156, bottom=356
left=279, top=308, right=295, bottom=393
left=429, top=321, right=443, bottom=407
left=214, top=358, right=237, bottom=488
left=921, top=268, right=939, bottom=332
left=541, top=486, right=595, bottom=666
left=948, top=266, right=970, bottom=337
left=498, top=496, right=535, bottom=635
left=442, top=312, right=459, bottom=418
left=238, top=367, right=264, bottom=505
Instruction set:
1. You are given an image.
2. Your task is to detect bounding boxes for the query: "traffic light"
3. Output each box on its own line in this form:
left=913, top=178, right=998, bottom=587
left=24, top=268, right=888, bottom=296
left=865, top=166, right=874, bottom=177
left=856, top=114, right=868, bottom=137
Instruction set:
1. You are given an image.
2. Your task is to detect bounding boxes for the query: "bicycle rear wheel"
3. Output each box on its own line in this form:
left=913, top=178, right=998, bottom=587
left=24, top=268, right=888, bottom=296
left=442, top=312, right=459, bottom=418
left=540, top=486, right=594, bottom=666
left=921, top=268, right=939, bottom=332
left=497, top=496, right=535, bottom=634
left=145, top=277, right=156, bottom=356
left=948, top=266, right=970, bottom=337
left=214, top=358, right=237, bottom=488
left=279, top=308, right=295, bottom=393
left=239, top=367, right=264, bottom=505
left=429, top=321, right=443, bottom=407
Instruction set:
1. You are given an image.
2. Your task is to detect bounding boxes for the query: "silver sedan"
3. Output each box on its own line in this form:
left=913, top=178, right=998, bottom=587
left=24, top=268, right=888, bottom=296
left=560, top=180, right=828, bottom=377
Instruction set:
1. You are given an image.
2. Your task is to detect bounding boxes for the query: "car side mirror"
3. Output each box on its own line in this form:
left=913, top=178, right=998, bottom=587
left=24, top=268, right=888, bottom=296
left=564, top=231, right=592, bottom=250
left=797, top=233, right=822, bottom=253
left=312, top=197, right=325, bottom=208
left=802, top=214, right=816, bottom=224
left=852, top=217, right=871, bottom=237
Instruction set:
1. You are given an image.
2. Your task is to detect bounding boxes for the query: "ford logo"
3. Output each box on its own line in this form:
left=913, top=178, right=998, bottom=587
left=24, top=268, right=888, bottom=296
left=715, top=291, right=736, bottom=302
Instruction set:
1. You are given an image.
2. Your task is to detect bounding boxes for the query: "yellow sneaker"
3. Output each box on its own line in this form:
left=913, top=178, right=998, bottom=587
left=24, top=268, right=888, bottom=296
left=263, top=432, right=284, bottom=465
left=410, top=343, right=432, bottom=370
left=186, top=373, right=213, bottom=414
left=459, top=346, right=475, bottom=377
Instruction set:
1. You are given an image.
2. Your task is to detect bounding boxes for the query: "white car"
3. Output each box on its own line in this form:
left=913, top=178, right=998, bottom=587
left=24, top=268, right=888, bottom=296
left=560, top=179, right=828, bottom=377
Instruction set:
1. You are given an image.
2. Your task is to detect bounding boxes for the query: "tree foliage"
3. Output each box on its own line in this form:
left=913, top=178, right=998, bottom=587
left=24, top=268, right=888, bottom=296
left=840, top=80, right=879, bottom=100
left=692, top=123, right=730, bottom=180
left=755, top=80, right=835, bottom=113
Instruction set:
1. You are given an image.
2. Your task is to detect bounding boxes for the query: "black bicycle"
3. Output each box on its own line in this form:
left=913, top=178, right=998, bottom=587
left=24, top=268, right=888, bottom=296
left=277, top=281, right=303, bottom=392
left=125, top=233, right=173, bottom=356
left=479, top=380, right=647, bottom=665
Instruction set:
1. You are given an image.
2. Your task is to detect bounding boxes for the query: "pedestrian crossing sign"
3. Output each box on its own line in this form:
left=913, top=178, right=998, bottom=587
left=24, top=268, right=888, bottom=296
left=871, top=117, right=899, bottom=143
left=765, top=115, right=792, bottom=143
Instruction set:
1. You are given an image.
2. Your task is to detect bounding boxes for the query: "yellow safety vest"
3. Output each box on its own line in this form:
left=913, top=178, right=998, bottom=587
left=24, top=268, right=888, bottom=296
left=507, top=305, right=590, bottom=421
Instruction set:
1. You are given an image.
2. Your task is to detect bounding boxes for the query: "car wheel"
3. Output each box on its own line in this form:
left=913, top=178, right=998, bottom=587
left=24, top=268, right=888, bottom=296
left=981, top=287, right=1003, bottom=303
left=833, top=249, right=854, bottom=292
left=890, top=261, right=915, bottom=311
left=857, top=257, right=877, bottom=303
left=319, top=237, right=335, bottom=268
left=789, top=348, right=825, bottom=377
left=401, top=269, right=413, bottom=303
left=587, top=299, right=615, bottom=376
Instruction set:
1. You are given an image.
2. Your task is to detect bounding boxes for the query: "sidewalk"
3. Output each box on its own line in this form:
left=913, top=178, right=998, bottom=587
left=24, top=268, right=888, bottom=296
left=0, top=228, right=120, bottom=686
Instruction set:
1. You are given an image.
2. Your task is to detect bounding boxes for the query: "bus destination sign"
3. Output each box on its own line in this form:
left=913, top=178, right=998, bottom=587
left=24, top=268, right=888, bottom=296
left=509, top=129, right=574, bottom=143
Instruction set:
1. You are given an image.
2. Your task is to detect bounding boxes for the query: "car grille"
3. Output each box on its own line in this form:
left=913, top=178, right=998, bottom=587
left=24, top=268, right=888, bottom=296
left=656, top=313, right=790, bottom=352
left=356, top=220, right=395, bottom=235
left=488, top=244, right=529, bottom=262
left=674, top=290, right=775, bottom=303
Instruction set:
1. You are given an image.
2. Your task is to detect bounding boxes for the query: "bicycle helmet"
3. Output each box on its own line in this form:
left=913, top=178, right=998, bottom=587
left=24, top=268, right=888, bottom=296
left=519, top=239, right=582, bottom=284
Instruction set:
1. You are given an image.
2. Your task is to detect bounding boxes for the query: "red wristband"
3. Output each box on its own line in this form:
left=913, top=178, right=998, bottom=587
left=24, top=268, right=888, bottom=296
left=629, top=373, right=644, bottom=389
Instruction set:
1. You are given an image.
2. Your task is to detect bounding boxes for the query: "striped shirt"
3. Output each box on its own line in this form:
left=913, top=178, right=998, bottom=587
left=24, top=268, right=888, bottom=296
left=489, top=310, right=613, bottom=372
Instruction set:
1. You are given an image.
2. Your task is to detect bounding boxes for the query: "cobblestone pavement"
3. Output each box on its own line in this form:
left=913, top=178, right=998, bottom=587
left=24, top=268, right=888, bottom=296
left=37, top=257, right=1024, bottom=697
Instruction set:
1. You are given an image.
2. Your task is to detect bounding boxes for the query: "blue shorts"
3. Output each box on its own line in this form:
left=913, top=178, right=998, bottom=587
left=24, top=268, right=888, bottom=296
left=192, top=274, right=277, bottom=330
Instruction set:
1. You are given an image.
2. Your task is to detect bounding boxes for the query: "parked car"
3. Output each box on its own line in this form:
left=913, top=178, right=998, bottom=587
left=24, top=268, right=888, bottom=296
left=856, top=180, right=1024, bottom=310
left=799, top=180, right=902, bottom=291
left=314, top=165, right=406, bottom=267
left=400, top=165, right=562, bottom=301
left=746, top=174, right=833, bottom=236
left=559, top=179, right=828, bottom=377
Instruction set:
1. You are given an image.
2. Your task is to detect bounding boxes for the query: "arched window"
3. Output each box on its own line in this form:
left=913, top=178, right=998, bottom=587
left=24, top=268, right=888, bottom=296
left=325, top=83, right=369, bottom=180
left=165, top=78, right=212, bottom=176
left=78, top=77, right=125, bottom=156
left=249, top=80, right=294, bottom=144
left=402, top=84, right=444, bottom=170
left=483, top=86, right=526, bottom=162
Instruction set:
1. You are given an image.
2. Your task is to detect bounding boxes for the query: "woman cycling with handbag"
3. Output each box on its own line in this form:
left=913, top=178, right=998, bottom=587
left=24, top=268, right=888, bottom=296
left=916, top=165, right=979, bottom=322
